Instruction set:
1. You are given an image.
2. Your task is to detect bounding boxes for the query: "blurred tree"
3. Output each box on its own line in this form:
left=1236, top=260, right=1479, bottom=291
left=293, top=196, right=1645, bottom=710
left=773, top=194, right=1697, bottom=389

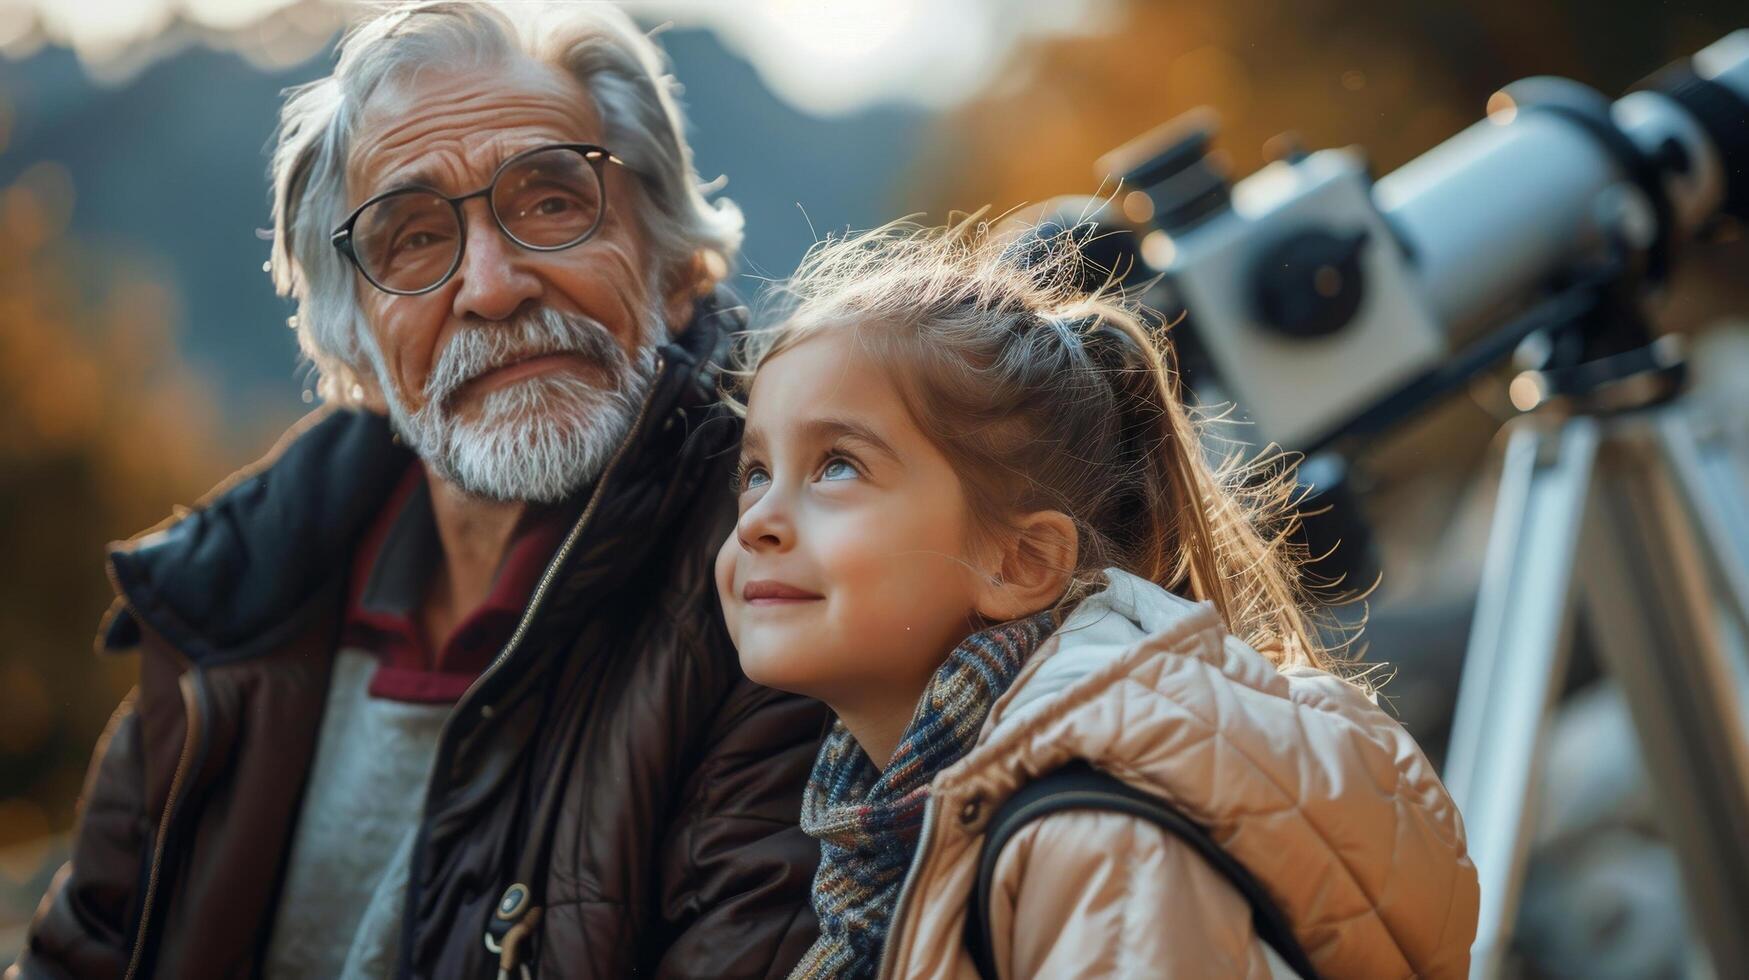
left=910, top=0, right=1743, bottom=217
left=0, top=153, right=235, bottom=851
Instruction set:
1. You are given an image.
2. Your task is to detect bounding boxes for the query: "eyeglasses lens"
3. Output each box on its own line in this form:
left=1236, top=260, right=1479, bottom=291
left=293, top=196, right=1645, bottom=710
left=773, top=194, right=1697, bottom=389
left=352, top=147, right=605, bottom=293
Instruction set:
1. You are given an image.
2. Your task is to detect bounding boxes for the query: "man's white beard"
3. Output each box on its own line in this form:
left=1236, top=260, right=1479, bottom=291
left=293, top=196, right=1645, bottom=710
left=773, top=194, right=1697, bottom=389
left=371, top=306, right=664, bottom=503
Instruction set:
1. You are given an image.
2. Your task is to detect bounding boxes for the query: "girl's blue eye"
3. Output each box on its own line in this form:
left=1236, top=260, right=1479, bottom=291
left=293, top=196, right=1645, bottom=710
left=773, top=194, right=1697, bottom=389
left=820, top=458, right=858, bottom=482
left=741, top=467, right=770, bottom=491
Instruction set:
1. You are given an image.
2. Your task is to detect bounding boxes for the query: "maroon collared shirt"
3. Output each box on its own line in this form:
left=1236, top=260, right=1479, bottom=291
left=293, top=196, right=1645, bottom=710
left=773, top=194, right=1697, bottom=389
left=343, top=463, right=572, bottom=703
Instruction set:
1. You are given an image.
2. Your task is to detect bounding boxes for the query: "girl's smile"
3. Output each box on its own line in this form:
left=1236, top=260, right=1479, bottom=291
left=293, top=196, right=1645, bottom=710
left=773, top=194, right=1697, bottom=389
left=742, top=580, right=824, bottom=604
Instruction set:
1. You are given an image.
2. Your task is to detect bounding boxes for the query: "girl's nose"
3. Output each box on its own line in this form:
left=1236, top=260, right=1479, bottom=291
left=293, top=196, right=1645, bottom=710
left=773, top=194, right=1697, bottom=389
left=736, top=491, right=793, bottom=553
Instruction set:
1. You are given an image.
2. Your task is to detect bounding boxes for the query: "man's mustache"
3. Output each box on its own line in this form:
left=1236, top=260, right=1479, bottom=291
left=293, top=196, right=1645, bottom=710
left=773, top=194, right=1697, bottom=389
left=423, top=309, right=630, bottom=408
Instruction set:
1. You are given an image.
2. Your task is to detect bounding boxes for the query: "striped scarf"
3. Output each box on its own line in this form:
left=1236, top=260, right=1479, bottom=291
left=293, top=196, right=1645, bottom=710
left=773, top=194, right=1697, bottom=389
left=789, top=611, right=1057, bottom=979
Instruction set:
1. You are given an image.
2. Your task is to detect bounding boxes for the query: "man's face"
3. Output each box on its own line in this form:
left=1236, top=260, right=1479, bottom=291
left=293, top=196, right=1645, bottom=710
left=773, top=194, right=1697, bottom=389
left=346, top=57, right=666, bottom=501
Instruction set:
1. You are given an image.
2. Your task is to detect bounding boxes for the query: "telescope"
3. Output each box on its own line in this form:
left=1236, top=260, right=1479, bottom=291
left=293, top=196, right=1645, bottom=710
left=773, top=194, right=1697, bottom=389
left=1095, top=31, right=1749, bottom=455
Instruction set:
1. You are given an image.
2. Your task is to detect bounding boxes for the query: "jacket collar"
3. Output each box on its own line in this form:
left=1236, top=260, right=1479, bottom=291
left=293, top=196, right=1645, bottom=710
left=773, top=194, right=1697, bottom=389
left=103, top=289, right=746, bottom=664
left=984, top=569, right=1215, bottom=730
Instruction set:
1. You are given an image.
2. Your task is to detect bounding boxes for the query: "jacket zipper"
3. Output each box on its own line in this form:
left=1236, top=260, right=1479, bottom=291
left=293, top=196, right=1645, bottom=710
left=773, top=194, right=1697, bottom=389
left=124, top=669, right=207, bottom=980
left=874, top=797, right=941, bottom=980
left=396, top=353, right=667, bottom=977
left=476, top=350, right=665, bottom=689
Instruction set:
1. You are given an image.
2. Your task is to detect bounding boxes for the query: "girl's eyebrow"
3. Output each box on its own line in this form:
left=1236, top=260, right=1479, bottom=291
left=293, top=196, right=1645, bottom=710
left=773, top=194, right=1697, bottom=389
left=738, top=417, right=900, bottom=463
left=740, top=426, right=767, bottom=456
left=799, top=417, right=901, bottom=463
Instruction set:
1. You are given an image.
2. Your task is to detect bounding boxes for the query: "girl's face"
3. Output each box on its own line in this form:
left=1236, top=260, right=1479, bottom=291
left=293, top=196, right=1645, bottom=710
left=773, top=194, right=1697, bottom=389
left=715, top=328, right=992, bottom=722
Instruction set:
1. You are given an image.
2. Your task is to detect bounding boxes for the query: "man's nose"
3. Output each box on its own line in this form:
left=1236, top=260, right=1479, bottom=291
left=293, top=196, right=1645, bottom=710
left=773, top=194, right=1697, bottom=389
left=451, top=199, right=542, bottom=322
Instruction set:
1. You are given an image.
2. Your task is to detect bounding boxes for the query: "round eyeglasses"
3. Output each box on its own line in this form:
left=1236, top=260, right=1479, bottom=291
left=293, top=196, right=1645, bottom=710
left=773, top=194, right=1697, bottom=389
left=330, top=143, right=624, bottom=295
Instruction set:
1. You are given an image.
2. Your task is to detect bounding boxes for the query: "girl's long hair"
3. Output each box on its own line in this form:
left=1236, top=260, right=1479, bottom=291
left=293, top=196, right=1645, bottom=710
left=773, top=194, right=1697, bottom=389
left=729, top=216, right=1355, bottom=673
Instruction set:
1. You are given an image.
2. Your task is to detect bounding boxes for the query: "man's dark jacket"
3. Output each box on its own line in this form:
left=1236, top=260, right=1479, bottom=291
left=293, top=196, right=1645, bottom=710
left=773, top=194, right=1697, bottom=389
left=8, top=296, right=827, bottom=979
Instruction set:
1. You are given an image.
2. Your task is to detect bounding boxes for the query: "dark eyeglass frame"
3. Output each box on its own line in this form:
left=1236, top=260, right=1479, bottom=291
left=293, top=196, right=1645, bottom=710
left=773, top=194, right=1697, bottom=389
left=330, top=142, right=624, bottom=296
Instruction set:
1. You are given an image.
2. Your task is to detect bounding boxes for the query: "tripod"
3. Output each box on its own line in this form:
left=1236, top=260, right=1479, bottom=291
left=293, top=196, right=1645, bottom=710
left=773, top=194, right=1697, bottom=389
left=1442, top=328, right=1749, bottom=978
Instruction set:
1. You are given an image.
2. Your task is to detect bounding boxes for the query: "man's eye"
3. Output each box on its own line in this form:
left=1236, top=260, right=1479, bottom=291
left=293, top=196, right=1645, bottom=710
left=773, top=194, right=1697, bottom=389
left=820, top=458, right=858, bottom=482
left=395, top=228, right=449, bottom=254
left=533, top=195, right=577, bottom=215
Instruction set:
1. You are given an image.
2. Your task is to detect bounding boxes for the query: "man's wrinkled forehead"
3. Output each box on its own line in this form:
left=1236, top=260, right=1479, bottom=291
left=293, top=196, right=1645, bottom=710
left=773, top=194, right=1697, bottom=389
left=347, top=56, right=605, bottom=203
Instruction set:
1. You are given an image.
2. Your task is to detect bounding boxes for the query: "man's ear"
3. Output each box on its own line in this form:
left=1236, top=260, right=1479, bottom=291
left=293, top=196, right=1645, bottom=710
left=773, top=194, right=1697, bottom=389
left=663, top=251, right=725, bottom=334
left=972, top=510, right=1078, bottom=622
left=347, top=364, right=390, bottom=415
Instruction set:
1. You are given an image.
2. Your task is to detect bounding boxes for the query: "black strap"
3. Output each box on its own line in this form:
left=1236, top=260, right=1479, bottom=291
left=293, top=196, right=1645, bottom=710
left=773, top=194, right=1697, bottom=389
left=966, top=762, right=1321, bottom=979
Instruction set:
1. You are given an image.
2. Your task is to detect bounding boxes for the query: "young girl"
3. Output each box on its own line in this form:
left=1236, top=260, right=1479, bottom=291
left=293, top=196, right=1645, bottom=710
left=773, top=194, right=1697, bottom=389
left=714, top=220, right=1478, bottom=979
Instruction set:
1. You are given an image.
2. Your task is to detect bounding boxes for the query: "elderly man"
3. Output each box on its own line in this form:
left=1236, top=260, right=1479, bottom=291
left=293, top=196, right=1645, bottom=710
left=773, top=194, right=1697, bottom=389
left=9, top=3, right=824, bottom=978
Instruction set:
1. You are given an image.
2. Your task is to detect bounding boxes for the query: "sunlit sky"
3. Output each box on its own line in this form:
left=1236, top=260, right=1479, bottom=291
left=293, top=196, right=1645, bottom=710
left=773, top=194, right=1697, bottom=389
left=0, top=0, right=1113, bottom=114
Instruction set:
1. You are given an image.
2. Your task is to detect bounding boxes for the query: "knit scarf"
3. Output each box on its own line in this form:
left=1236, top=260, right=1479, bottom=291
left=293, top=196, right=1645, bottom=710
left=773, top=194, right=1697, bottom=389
left=789, top=611, right=1058, bottom=979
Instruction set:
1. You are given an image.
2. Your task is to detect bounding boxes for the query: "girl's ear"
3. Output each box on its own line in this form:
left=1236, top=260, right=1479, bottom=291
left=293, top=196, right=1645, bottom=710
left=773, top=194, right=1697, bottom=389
left=973, top=510, right=1078, bottom=622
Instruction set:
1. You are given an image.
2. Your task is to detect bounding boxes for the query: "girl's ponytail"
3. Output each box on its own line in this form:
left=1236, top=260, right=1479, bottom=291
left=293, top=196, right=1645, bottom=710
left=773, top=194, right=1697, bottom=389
left=1086, top=316, right=1325, bottom=669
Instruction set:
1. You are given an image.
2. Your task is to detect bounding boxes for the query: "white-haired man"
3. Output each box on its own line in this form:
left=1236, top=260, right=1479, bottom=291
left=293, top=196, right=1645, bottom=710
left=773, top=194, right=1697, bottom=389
left=9, top=4, right=825, bottom=978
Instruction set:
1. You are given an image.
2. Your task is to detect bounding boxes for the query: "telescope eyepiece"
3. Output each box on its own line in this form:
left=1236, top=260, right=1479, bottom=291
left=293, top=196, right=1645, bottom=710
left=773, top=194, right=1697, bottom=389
left=1101, top=108, right=1233, bottom=233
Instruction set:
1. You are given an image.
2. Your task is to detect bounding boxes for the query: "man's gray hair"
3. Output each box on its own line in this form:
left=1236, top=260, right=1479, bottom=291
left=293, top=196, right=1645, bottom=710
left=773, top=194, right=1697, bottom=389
left=268, top=1, right=742, bottom=402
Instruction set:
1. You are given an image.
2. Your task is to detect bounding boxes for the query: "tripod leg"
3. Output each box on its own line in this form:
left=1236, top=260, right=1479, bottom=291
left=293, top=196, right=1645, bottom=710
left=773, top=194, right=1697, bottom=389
left=1576, top=408, right=1749, bottom=976
left=1653, top=402, right=1749, bottom=640
left=1444, top=418, right=1599, bottom=980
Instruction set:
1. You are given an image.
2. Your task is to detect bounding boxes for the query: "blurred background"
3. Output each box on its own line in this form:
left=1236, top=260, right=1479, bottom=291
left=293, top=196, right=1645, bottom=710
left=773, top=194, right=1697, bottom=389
left=2, top=0, right=1745, bottom=974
